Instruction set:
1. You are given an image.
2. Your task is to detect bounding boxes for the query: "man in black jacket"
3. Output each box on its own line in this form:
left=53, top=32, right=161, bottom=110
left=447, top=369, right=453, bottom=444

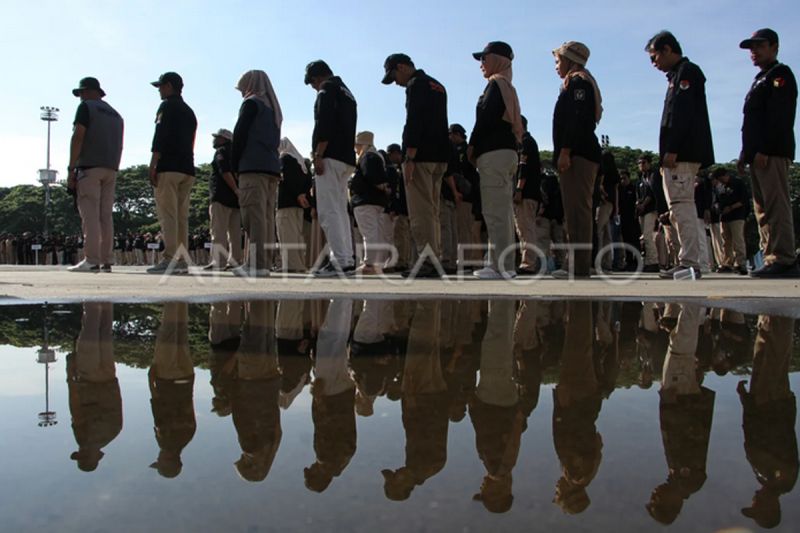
left=636, top=156, right=660, bottom=271
left=206, top=128, right=242, bottom=271
left=305, top=60, right=358, bottom=277
left=383, top=53, right=450, bottom=278
left=386, top=144, right=414, bottom=270
left=514, top=116, right=543, bottom=274
left=712, top=168, right=749, bottom=275
left=449, top=124, right=481, bottom=269
left=646, top=31, right=714, bottom=280
left=738, top=28, right=799, bottom=278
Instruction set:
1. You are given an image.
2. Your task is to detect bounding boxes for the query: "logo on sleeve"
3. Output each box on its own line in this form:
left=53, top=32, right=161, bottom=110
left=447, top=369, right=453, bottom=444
left=574, top=89, right=585, bottom=101
left=679, top=80, right=691, bottom=91
left=155, top=113, right=162, bottom=124
left=774, top=77, right=786, bottom=88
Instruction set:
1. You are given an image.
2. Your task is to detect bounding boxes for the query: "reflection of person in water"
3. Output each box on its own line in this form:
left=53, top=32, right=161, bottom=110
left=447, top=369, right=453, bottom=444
left=276, top=299, right=311, bottom=410
left=208, top=301, right=242, bottom=417
left=233, top=300, right=282, bottom=483
left=552, top=301, right=603, bottom=515
left=67, top=302, right=122, bottom=472
left=382, top=300, right=450, bottom=501
left=647, top=304, right=714, bottom=525
left=738, top=314, right=798, bottom=530
left=305, top=299, right=356, bottom=493
left=149, top=302, right=196, bottom=479
left=470, top=300, right=529, bottom=513
left=351, top=299, right=396, bottom=416
left=443, top=300, right=481, bottom=423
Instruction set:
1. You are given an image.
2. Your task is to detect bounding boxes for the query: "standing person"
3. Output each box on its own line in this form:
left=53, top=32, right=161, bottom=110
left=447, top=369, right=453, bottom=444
left=468, top=41, right=523, bottom=280
left=551, top=41, right=603, bottom=278
left=513, top=115, right=543, bottom=274
left=385, top=143, right=414, bottom=271
left=66, top=77, right=124, bottom=273
left=596, top=151, right=620, bottom=273
left=738, top=28, right=799, bottom=278
left=646, top=31, right=715, bottom=279
left=147, top=72, right=197, bottom=275
left=350, top=131, right=391, bottom=274
left=304, top=60, right=358, bottom=277
left=539, top=171, right=567, bottom=270
left=205, top=128, right=242, bottom=271
left=232, top=69, right=283, bottom=278
left=712, top=168, right=750, bottom=275
left=694, top=173, right=714, bottom=274
left=382, top=53, right=450, bottom=278
left=618, top=171, right=642, bottom=271
left=276, top=138, right=312, bottom=273
left=635, top=156, right=661, bottom=272
left=448, top=124, right=480, bottom=269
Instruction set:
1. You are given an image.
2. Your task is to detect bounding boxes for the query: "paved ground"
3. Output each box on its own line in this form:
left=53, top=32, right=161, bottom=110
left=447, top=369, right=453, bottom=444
left=2, top=266, right=799, bottom=313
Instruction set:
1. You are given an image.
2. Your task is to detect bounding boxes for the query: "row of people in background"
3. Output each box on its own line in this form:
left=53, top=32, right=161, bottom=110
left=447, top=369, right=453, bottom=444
left=63, top=299, right=797, bottom=526
left=64, top=28, right=796, bottom=279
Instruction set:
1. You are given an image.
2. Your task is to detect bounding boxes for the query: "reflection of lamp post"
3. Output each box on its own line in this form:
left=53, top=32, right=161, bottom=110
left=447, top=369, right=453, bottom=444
left=39, top=106, right=59, bottom=239
left=36, top=303, right=57, bottom=428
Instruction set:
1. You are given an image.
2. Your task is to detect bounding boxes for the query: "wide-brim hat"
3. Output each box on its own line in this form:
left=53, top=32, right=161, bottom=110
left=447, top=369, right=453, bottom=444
left=212, top=128, right=233, bottom=142
left=552, top=41, right=590, bottom=66
left=72, top=77, right=106, bottom=97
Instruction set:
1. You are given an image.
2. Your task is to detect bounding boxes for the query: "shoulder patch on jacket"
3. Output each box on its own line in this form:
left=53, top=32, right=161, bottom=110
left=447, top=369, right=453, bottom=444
left=679, top=79, right=691, bottom=91
left=774, top=77, right=786, bottom=88
left=574, top=89, right=585, bottom=101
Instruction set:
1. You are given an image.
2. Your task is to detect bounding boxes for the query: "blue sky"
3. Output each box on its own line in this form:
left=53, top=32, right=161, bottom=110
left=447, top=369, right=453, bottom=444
left=2, top=0, right=798, bottom=187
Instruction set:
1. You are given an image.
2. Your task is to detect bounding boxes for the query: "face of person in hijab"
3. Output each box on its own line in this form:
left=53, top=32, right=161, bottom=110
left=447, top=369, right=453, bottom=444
left=555, top=55, right=572, bottom=79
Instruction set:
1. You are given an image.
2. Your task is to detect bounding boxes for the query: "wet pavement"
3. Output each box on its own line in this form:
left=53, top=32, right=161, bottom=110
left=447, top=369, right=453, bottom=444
left=0, top=299, right=798, bottom=532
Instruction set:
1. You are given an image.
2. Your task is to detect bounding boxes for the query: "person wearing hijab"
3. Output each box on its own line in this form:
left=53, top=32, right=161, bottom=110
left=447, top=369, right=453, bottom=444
left=350, top=131, right=391, bottom=274
left=276, top=137, right=312, bottom=272
left=231, top=69, right=283, bottom=278
left=551, top=41, right=603, bottom=279
left=468, top=42, right=523, bottom=280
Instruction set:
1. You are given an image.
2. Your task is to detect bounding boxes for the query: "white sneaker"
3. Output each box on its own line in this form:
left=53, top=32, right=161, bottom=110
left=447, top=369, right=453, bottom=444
left=473, top=267, right=502, bottom=280
left=232, top=266, right=270, bottom=278
left=67, top=260, right=99, bottom=273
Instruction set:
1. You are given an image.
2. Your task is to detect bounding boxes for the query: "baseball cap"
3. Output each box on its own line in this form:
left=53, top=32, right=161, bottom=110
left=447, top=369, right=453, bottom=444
left=211, top=128, right=233, bottom=142
left=304, top=60, right=333, bottom=85
left=151, top=72, right=184, bottom=91
left=552, top=41, right=590, bottom=66
left=472, top=41, right=514, bottom=61
left=382, top=53, right=414, bottom=84
left=386, top=143, right=402, bottom=153
left=72, top=77, right=106, bottom=97
left=739, top=28, right=779, bottom=49
left=448, top=123, right=467, bottom=136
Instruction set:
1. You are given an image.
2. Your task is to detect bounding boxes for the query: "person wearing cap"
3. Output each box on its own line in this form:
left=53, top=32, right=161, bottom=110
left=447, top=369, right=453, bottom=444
left=512, top=115, right=543, bottom=274
left=349, top=131, right=391, bottom=274
left=385, top=143, right=414, bottom=271
left=66, top=77, right=124, bottom=273
left=737, top=29, right=799, bottom=278
left=550, top=41, right=603, bottom=279
left=382, top=53, right=450, bottom=278
left=468, top=41, right=523, bottom=279
left=276, top=137, right=312, bottom=273
left=711, top=167, right=749, bottom=275
left=147, top=72, right=197, bottom=275
left=645, top=31, right=715, bottom=280
left=448, top=124, right=481, bottom=269
left=230, top=70, right=282, bottom=278
left=303, top=60, right=358, bottom=277
left=204, top=128, right=241, bottom=271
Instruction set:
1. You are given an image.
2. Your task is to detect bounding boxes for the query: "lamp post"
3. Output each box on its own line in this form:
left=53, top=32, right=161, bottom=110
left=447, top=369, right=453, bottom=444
left=37, top=303, right=57, bottom=428
left=39, top=106, right=59, bottom=239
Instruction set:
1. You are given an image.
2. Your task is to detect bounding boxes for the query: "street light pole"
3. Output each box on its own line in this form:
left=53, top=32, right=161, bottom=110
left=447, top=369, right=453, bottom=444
left=39, top=106, right=59, bottom=239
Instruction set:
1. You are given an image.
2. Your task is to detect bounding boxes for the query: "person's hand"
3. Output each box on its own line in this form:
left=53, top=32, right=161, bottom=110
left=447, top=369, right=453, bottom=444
left=297, top=194, right=311, bottom=209
left=149, top=165, right=158, bottom=187
left=311, top=208, right=317, bottom=220
left=67, top=169, right=77, bottom=191
left=659, top=213, right=670, bottom=225
left=513, top=191, right=522, bottom=204
left=754, top=152, right=769, bottom=169
left=467, top=146, right=476, bottom=166
left=403, top=160, right=415, bottom=184
left=722, top=206, right=731, bottom=215
left=662, top=152, right=678, bottom=169
left=313, top=155, right=325, bottom=176
left=557, top=150, right=571, bottom=174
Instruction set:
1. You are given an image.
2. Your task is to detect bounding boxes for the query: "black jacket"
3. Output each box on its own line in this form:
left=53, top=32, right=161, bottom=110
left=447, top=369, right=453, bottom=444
left=741, top=62, right=797, bottom=163
left=469, top=80, right=517, bottom=159
left=517, top=132, right=542, bottom=201
left=552, top=76, right=602, bottom=165
left=210, top=142, right=239, bottom=208
left=636, top=172, right=657, bottom=215
left=151, top=95, right=197, bottom=175
left=403, top=70, right=450, bottom=163
left=313, top=76, right=357, bottom=167
left=349, top=151, right=389, bottom=208
left=386, top=163, right=408, bottom=216
left=454, top=141, right=480, bottom=205
left=718, top=176, right=749, bottom=222
left=694, top=176, right=713, bottom=219
left=659, top=58, right=715, bottom=168
left=278, top=155, right=312, bottom=210
left=541, top=173, right=564, bottom=222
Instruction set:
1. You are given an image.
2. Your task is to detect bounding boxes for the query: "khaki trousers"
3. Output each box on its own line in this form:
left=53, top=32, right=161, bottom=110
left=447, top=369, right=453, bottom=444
left=77, top=167, right=116, bottom=265
left=478, top=149, right=518, bottom=273
left=535, top=217, right=566, bottom=266
left=710, top=222, right=726, bottom=267
left=209, top=202, right=242, bottom=267
left=696, top=219, right=712, bottom=271
left=456, top=201, right=477, bottom=262
left=514, top=199, right=539, bottom=270
left=751, top=156, right=796, bottom=265
left=238, top=173, right=279, bottom=271
left=595, top=201, right=614, bottom=270
left=639, top=212, right=659, bottom=266
left=661, top=163, right=702, bottom=269
left=276, top=207, right=306, bottom=272
left=404, top=162, right=447, bottom=259
left=721, top=219, right=747, bottom=268
left=393, top=215, right=414, bottom=268
left=559, top=156, right=598, bottom=276
left=155, top=171, right=195, bottom=262
left=439, top=199, right=458, bottom=268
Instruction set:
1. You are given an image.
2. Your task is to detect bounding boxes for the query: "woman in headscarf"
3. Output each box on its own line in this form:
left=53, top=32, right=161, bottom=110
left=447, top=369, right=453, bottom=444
left=231, top=69, right=283, bottom=278
left=550, top=41, right=603, bottom=279
left=276, top=137, right=312, bottom=272
left=468, top=41, right=523, bottom=280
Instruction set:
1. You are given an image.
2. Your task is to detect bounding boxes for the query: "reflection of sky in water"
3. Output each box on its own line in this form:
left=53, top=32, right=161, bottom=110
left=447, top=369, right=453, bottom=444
left=0, top=301, right=798, bottom=533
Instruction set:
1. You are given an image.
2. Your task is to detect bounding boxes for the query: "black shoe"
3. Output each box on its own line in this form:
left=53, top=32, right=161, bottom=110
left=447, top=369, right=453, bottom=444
left=401, top=264, right=442, bottom=279
left=736, top=266, right=749, bottom=276
left=101, top=264, right=112, bottom=273
left=749, top=263, right=800, bottom=279
left=716, top=265, right=733, bottom=274
left=642, top=264, right=660, bottom=273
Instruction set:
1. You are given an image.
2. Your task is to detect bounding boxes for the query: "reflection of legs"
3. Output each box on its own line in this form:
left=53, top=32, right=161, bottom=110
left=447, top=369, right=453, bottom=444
left=557, top=301, right=596, bottom=404
left=76, top=302, right=115, bottom=382
left=153, top=302, right=193, bottom=380
left=276, top=300, right=305, bottom=341
left=402, top=301, right=445, bottom=395
left=315, top=299, right=355, bottom=396
left=353, top=299, right=385, bottom=344
left=477, top=300, right=517, bottom=406
left=208, top=301, right=242, bottom=344
left=662, top=305, right=705, bottom=395
left=750, top=315, right=794, bottom=404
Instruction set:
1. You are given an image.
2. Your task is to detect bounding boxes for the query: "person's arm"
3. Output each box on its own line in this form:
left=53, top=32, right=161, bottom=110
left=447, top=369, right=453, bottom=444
left=217, top=145, right=238, bottom=195
left=761, top=67, right=798, bottom=165
left=68, top=103, right=90, bottom=188
left=557, top=78, right=594, bottom=172
left=232, top=99, right=257, bottom=172
left=402, top=78, right=424, bottom=154
left=150, top=101, right=170, bottom=185
left=469, top=81, right=504, bottom=157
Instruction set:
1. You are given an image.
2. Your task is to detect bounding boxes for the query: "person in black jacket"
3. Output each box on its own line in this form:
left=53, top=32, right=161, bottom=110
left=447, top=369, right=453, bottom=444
left=540, top=171, right=566, bottom=270
left=711, top=168, right=749, bottom=275
left=382, top=53, right=450, bottom=278
left=737, top=29, right=799, bottom=278
left=513, top=115, right=543, bottom=274
left=693, top=172, right=714, bottom=274
left=276, top=138, right=312, bottom=272
left=618, top=171, right=642, bottom=271
left=305, top=60, right=358, bottom=277
left=551, top=41, right=603, bottom=278
left=385, top=144, right=414, bottom=271
left=350, top=131, right=391, bottom=274
left=468, top=42, right=523, bottom=279
left=205, top=128, right=242, bottom=271
left=646, top=31, right=714, bottom=280
left=449, top=124, right=481, bottom=269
